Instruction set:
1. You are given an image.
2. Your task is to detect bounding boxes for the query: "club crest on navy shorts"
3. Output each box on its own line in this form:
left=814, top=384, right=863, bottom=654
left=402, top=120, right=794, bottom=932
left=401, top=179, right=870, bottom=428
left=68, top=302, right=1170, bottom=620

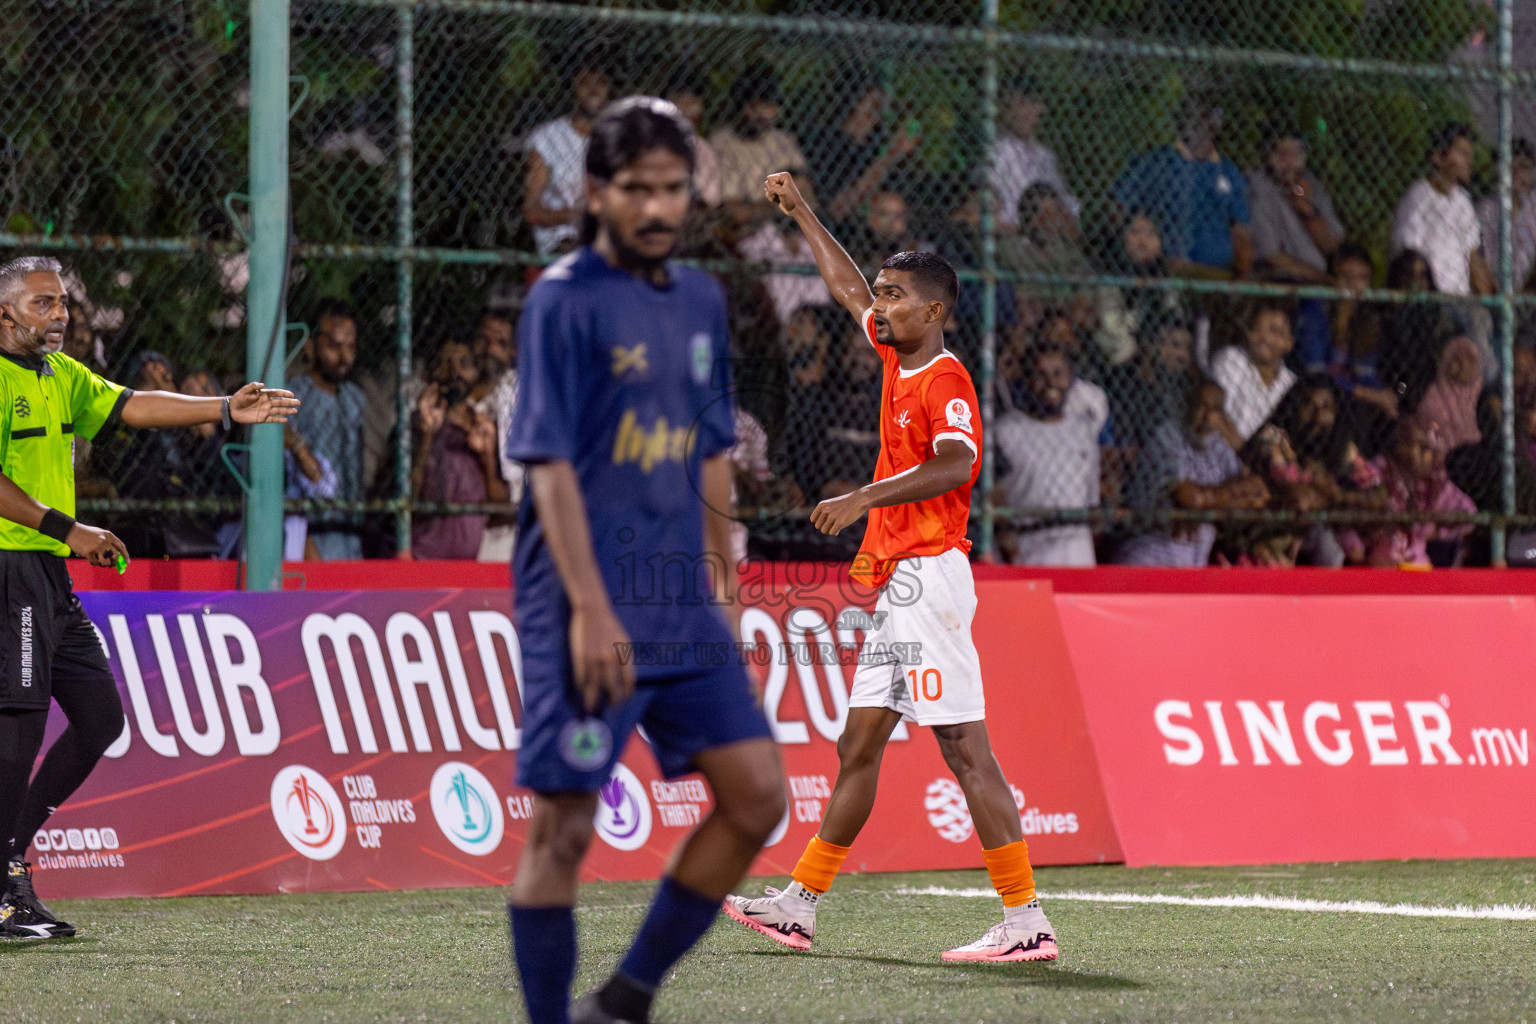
left=560, top=717, right=613, bottom=770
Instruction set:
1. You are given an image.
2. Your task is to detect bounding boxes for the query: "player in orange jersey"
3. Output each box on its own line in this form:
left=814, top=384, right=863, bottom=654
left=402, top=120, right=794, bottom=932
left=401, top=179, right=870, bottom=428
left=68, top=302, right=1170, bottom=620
left=723, top=172, right=1058, bottom=963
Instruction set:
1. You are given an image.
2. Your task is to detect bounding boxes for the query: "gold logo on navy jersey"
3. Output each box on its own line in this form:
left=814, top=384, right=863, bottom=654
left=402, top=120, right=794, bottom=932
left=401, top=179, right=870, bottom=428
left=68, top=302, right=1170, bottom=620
left=611, top=344, right=649, bottom=378
left=612, top=410, right=695, bottom=473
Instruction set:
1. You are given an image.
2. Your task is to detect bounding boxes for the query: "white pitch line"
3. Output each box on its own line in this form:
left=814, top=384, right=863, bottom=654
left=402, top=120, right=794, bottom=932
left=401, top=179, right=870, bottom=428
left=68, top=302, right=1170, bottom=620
left=893, top=887, right=1536, bottom=921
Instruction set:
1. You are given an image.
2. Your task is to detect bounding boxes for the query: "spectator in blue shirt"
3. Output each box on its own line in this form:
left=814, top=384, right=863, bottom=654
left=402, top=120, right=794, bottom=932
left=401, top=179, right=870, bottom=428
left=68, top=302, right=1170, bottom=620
left=1113, top=99, right=1253, bottom=278
left=287, top=299, right=367, bottom=560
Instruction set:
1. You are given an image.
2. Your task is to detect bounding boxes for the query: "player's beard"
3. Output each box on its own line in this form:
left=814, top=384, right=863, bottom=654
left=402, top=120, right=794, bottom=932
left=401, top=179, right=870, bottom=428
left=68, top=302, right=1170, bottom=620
left=871, top=316, right=895, bottom=347
left=610, top=221, right=680, bottom=276
left=22, top=320, right=66, bottom=356
left=319, top=362, right=353, bottom=385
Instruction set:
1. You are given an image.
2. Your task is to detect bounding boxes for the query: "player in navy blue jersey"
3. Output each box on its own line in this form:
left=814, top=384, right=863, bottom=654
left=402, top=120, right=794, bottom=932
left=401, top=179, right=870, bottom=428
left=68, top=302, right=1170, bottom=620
left=504, top=97, right=786, bottom=1024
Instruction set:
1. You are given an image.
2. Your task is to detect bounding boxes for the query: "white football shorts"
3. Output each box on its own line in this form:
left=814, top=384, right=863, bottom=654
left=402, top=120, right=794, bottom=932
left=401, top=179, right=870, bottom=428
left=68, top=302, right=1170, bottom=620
left=847, top=547, right=986, bottom=726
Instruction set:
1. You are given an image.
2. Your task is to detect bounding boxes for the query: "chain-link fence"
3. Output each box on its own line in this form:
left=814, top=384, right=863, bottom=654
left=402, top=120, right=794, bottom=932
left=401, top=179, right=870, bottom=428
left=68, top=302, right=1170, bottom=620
left=6, top=0, right=1536, bottom=568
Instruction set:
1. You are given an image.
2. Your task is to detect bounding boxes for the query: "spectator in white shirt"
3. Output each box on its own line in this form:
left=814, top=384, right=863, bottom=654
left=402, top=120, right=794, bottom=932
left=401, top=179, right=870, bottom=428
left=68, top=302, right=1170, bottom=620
left=522, top=64, right=611, bottom=255
left=1391, top=122, right=1493, bottom=298
left=1210, top=299, right=1298, bottom=442
left=989, top=75, right=1079, bottom=234
left=994, top=344, right=1106, bottom=566
left=1477, top=137, right=1536, bottom=290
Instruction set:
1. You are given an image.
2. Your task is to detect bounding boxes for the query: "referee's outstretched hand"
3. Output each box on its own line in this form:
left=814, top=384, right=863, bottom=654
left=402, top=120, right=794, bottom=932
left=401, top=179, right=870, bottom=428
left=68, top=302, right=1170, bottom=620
left=67, top=522, right=129, bottom=569
left=229, top=382, right=301, bottom=425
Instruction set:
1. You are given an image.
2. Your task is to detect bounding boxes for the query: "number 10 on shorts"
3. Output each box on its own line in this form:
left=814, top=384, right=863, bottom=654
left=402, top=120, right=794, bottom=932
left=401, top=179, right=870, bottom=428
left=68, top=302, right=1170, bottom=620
left=907, top=668, right=943, bottom=702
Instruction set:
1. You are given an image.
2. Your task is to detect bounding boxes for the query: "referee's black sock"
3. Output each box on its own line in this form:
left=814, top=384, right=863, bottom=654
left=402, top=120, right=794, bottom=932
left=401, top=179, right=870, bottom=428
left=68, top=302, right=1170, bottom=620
left=0, top=708, right=49, bottom=866
left=12, top=721, right=117, bottom=864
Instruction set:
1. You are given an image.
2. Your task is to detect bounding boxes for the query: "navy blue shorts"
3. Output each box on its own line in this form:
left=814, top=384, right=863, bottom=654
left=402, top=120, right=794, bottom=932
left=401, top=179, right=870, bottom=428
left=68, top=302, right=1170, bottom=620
left=515, top=657, right=772, bottom=794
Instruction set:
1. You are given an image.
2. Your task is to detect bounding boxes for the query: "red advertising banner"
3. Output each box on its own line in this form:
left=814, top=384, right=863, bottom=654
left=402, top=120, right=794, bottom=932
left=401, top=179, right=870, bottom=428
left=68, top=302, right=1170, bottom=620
left=37, top=581, right=1118, bottom=899
left=1056, top=594, right=1536, bottom=866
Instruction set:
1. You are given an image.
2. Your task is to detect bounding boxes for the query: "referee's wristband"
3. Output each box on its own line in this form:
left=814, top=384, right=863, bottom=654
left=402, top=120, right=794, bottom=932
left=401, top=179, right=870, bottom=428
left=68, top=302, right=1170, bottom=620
left=221, top=396, right=233, bottom=431
left=38, top=509, right=75, bottom=545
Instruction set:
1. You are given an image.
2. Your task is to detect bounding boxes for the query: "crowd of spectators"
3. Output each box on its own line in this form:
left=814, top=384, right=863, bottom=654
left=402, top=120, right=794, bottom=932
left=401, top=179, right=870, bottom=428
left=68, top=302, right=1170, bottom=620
left=703, top=70, right=1532, bottom=569
left=67, top=63, right=1536, bottom=567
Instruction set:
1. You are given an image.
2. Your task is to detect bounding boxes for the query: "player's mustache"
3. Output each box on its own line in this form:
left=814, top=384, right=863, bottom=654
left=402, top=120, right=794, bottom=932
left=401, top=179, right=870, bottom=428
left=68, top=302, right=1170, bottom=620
left=636, top=221, right=677, bottom=237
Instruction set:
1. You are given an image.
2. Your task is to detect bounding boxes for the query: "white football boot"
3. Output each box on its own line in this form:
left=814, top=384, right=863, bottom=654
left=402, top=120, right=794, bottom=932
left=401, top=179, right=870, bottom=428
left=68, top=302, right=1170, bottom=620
left=941, top=899, right=1058, bottom=962
left=721, top=881, right=818, bottom=951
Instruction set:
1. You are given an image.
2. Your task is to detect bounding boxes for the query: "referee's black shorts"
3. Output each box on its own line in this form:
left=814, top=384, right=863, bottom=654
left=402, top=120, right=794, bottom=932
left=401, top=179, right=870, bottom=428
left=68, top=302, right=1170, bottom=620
left=0, top=550, right=113, bottom=711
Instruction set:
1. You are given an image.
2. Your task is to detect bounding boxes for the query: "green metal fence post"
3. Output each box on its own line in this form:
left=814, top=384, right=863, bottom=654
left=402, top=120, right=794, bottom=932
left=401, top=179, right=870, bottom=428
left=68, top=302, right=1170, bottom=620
left=1495, top=0, right=1516, bottom=566
left=979, top=0, right=1000, bottom=560
left=243, top=0, right=290, bottom=591
left=395, top=3, right=415, bottom=557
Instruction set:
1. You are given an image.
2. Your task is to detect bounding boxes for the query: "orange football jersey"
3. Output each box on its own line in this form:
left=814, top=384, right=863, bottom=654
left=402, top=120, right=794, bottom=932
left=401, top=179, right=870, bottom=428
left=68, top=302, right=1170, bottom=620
left=849, top=308, right=980, bottom=588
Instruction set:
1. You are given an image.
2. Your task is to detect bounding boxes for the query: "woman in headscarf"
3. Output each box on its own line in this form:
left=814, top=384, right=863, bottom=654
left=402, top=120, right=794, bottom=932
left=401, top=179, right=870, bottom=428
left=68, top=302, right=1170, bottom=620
left=1272, top=373, right=1390, bottom=504
left=1409, top=333, right=1484, bottom=455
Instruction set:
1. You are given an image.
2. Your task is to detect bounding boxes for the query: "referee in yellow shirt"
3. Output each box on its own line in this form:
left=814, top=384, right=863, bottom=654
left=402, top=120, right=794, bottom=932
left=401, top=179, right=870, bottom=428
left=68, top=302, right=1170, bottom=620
left=0, top=256, right=299, bottom=939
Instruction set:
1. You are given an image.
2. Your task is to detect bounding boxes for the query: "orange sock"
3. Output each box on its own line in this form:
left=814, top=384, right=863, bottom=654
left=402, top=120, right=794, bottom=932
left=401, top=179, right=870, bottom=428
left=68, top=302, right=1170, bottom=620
left=791, top=835, right=852, bottom=895
left=982, top=841, right=1036, bottom=907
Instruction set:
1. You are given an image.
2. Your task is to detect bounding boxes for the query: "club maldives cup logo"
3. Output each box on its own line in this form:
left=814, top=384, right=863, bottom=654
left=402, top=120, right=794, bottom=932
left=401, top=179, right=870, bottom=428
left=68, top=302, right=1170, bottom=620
left=270, top=766, right=347, bottom=861
left=430, top=762, right=505, bottom=856
left=593, top=763, right=652, bottom=851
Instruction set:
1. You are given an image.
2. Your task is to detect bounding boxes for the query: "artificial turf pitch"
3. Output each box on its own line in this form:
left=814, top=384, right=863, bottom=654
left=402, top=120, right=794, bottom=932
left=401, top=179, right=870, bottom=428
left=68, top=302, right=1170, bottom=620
left=3, top=860, right=1533, bottom=1023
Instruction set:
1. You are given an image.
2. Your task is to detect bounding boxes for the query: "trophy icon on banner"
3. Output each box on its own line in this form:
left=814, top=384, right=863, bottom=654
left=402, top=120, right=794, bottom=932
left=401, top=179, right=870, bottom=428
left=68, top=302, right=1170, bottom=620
left=601, top=777, right=629, bottom=830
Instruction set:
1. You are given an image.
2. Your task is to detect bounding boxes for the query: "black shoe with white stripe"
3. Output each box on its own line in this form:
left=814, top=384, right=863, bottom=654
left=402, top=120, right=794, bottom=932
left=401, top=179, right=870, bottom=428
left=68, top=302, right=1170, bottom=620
left=2, top=859, right=76, bottom=939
